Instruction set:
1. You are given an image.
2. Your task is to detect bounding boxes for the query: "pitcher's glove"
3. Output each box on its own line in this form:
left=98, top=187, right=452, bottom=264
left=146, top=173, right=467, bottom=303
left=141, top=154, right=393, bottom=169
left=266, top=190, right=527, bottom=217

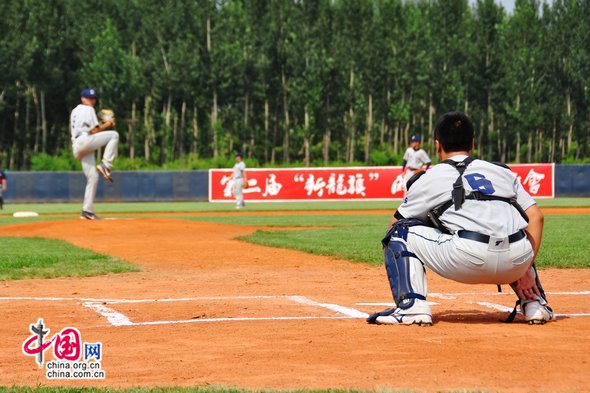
left=98, top=108, right=116, bottom=127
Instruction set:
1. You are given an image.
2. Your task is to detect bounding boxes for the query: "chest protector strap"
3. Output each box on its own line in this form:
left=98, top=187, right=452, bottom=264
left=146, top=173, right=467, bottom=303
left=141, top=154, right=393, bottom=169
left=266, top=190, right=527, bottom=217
left=427, top=157, right=529, bottom=234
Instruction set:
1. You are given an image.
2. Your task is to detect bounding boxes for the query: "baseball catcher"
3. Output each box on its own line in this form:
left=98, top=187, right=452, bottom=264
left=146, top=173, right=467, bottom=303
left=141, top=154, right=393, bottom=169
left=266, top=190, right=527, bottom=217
left=367, top=111, right=554, bottom=326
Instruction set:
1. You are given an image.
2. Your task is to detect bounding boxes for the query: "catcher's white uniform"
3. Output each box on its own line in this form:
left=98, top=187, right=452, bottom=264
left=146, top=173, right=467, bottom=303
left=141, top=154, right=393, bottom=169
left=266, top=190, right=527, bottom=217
left=402, top=147, right=431, bottom=186
left=70, top=104, right=119, bottom=214
left=367, top=154, right=553, bottom=326
left=399, top=155, right=535, bottom=284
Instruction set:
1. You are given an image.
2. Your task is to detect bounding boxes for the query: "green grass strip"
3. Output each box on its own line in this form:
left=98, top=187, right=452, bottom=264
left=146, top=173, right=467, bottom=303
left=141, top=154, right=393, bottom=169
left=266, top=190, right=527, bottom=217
left=0, top=201, right=398, bottom=215
left=0, top=237, right=140, bottom=280
left=537, top=215, right=590, bottom=268
left=0, top=197, right=589, bottom=216
left=185, top=214, right=389, bottom=228
left=233, top=214, right=590, bottom=269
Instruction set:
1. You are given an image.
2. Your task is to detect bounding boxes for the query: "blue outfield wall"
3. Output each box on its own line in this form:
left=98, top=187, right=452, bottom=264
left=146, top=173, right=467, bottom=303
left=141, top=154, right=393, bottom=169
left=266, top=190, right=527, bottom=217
left=2, top=170, right=209, bottom=203
left=1, top=164, right=588, bottom=203
left=554, top=165, right=590, bottom=197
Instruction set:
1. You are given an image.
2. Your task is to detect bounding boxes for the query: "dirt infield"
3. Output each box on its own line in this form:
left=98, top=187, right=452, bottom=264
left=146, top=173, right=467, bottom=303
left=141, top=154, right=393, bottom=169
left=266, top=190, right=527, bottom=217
left=1, top=209, right=590, bottom=392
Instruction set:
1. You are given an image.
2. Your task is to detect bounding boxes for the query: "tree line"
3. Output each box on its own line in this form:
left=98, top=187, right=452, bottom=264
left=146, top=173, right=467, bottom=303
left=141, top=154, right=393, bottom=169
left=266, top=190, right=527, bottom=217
left=1, top=0, right=589, bottom=171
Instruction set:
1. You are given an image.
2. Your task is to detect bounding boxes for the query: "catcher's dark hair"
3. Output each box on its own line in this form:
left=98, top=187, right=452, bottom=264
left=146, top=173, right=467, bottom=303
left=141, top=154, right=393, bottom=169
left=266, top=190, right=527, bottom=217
left=434, top=111, right=474, bottom=152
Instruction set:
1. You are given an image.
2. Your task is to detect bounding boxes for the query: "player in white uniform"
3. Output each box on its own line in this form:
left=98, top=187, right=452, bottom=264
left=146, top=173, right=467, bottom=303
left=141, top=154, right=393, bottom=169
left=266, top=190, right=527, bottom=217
left=70, top=88, right=119, bottom=220
left=402, top=135, right=431, bottom=189
left=232, top=152, right=247, bottom=209
left=368, top=111, right=554, bottom=326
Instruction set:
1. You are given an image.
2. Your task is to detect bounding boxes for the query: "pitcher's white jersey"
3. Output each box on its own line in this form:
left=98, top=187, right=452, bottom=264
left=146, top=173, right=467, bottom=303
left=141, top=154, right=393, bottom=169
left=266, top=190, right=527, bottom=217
left=398, top=155, right=535, bottom=237
left=403, top=148, right=431, bottom=170
left=70, top=104, right=99, bottom=143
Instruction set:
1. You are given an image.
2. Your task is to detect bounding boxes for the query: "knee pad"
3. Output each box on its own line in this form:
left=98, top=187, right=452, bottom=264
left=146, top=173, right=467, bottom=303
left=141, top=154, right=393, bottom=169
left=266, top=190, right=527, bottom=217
left=383, top=238, right=427, bottom=310
left=381, top=218, right=425, bottom=247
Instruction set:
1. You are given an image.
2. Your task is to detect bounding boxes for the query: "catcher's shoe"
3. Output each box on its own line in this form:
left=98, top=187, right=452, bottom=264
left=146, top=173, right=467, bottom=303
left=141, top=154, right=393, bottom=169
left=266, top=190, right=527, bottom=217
left=522, top=300, right=555, bottom=324
left=80, top=211, right=102, bottom=220
left=367, top=299, right=432, bottom=326
left=96, top=163, right=113, bottom=183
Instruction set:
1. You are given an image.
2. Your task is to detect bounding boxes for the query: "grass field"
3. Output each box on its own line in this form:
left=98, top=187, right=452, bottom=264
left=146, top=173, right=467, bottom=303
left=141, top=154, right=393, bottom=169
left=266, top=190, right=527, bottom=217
left=0, top=237, right=139, bottom=280
left=0, top=201, right=588, bottom=391
left=0, top=200, right=588, bottom=281
left=0, top=197, right=589, bottom=216
left=220, top=214, right=588, bottom=269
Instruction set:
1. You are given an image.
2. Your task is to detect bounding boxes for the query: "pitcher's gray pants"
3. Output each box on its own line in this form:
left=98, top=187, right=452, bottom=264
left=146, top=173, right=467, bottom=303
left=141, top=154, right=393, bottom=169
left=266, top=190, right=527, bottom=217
left=73, top=131, right=119, bottom=213
left=233, top=178, right=244, bottom=208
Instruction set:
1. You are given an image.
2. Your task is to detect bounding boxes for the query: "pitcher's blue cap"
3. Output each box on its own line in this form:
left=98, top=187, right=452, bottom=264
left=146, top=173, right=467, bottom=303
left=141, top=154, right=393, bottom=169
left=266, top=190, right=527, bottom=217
left=81, top=88, right=98, bottom=98
left=410, top=135, right=421, bottom=142
left=235, top=152, right=243, bottom=158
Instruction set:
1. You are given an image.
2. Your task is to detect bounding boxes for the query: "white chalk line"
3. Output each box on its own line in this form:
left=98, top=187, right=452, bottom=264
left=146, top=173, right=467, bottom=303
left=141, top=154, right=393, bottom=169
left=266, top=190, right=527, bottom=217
left=287, top=295, right=368, bottom=318
left=83, top=301, right=133, bottom=326
left=81, top=295, right=367, bottom=327
left=474, top=301, right=590, bottom=317
left=0, top=295, right=368, bottom=327
left=472, top=301, right=514, bottom=313
left=3, top=292, right=590, bottom=326
left=358, top=290, right=590, bottom=318
left=124, top=316, right=356, bottom=326
left=359, top=300, right=590, bottom=318
left=356, top=301, right=439, bottom=307
left=2, top=290, right=588, bottom=304
left=436, top=292, right=590, bottom=317
left=429, top=291, right=590, bottom=299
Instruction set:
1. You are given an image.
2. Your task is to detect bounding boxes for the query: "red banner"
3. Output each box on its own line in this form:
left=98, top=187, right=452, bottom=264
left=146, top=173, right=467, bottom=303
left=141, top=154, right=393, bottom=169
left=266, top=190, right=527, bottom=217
left=509, top=163, right=555, bottom=199
left=209, top=163, right=554, bottom=202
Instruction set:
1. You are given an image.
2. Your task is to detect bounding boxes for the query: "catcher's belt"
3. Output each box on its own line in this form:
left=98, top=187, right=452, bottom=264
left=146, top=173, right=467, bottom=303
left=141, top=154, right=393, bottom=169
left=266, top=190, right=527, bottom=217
left=457, top=229, right=526, bottom=244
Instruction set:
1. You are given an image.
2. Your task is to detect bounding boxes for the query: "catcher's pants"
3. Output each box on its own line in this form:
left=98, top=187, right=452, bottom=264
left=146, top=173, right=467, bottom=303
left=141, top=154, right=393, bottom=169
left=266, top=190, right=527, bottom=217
left=73, top=131, right=119, bottom=213
left=233, top=178, right=244, bottom=207
left=406, top=226, right=534, bottom=285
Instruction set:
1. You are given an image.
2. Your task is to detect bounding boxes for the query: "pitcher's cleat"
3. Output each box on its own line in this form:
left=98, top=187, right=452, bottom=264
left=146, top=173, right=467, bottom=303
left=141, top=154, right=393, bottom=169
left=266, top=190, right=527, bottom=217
left=80, top=211, right=102, bottom=220
left=96, top=163, right=113, bottom=183
left=522, top=300, right=555, bottom=325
